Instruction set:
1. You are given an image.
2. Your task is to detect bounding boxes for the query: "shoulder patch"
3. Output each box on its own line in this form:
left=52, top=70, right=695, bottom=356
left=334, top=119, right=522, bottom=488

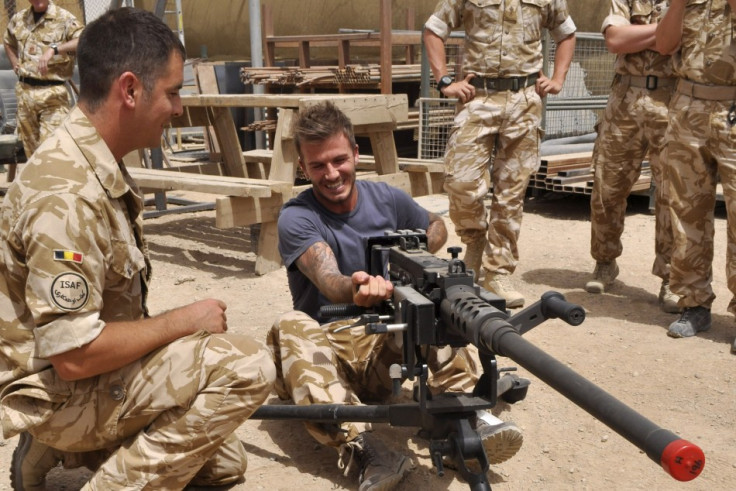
left=54, top=250, right=84, bottom=263
left=50, top=272, right=89, bottom=311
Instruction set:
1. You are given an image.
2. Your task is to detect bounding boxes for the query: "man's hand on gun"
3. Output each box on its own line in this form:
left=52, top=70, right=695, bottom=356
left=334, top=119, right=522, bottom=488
left=351, top=271, right=394, bottom=308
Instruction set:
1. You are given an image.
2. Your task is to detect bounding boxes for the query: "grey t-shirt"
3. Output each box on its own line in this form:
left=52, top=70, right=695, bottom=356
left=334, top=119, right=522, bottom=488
left=277, top=180, right=430, bottom=320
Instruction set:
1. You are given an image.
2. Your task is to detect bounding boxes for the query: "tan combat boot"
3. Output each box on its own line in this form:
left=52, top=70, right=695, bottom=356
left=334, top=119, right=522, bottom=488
left=584, top=260, right=619, bottom=293
left=10, top=432, right=64, bottom=491
left=463, top=239, right=485, bottom=282
left=483, top=273, right=525, bottom=309
left=658, top=280, right=681, bottom=314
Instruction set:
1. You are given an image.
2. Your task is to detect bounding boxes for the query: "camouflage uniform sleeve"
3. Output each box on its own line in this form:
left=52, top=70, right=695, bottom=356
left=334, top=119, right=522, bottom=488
left=17, top=194, right=108, bottom=358
left=64, top=10, right=84, bottom=41
left=546, top=0, right=577, bottom=43
left=602, top=0, right=632, bottom=32
left=3, top=14, right=19, bottom=48
left=424, top=0, right=464, bottom=41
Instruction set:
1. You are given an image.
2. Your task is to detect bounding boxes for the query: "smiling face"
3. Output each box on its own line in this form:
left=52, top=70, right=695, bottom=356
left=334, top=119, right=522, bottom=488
left=298, top=131, right=359, bottom=214
left=137, top=52, right=184, bottom=150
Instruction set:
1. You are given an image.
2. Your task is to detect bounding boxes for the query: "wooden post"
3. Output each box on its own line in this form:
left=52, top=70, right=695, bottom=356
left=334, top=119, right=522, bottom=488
left=262, top=4, right=275, bottom=67
left=405, top=7, right=415, bottom=65
left=379, top=0, right=392, bottom=94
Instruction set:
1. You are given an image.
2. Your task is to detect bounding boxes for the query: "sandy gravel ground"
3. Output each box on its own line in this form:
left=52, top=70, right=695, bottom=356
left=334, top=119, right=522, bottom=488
left=0, top=186, right=733, bottom=491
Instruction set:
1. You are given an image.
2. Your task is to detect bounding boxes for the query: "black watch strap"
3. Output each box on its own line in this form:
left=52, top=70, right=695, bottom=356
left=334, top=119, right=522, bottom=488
left=437, top=75, right=453, bottom=92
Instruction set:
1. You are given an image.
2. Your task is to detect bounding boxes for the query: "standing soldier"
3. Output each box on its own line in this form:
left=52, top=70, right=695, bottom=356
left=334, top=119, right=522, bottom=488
left=585, top=0, right=680, bottom=315
left=4, top=0, right=83, bottom=158
left=655, top=0, right=736, bottom=352
left=423, top=0, right=576, bottom=308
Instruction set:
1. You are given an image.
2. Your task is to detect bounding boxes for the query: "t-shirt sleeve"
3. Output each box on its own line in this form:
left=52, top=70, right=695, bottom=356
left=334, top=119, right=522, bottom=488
left=390, top=186, right=430, bottom=231
left=277, top=204, right=325, bottom=270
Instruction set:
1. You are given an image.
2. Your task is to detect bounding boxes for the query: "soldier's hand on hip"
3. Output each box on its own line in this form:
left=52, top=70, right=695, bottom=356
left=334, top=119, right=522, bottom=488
left=536, top=72, right=563, bottom=97
left=442, top=74, right=476, bottom=103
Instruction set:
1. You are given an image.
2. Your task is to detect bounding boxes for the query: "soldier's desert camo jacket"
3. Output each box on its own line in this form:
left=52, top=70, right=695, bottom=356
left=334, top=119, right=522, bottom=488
left=425, top=0, right=576, bottom=275
left=589, top=0, right=676, bottom=280
left=0, top=107, right=275, bottom=488
left=664, top=0, right=736, bottom=313
left=3, top=1, right=83, bottom=157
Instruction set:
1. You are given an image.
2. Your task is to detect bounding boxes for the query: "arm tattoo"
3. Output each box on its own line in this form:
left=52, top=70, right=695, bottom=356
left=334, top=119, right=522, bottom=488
left=426, top=211, right=448, bottom=254
left=295, top=241, right=354, bottom=304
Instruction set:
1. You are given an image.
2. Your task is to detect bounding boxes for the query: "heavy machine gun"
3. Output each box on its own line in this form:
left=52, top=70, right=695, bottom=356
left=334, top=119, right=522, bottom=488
left=253, top=231, right=704, bottom=490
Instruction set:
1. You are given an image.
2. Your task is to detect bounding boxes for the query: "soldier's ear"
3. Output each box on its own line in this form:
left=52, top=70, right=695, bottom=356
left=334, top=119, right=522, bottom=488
left=118, top=71, right=139, bottom=108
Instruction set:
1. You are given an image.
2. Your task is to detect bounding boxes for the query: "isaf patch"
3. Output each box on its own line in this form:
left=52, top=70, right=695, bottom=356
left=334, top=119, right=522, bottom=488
left=51, top=272, right=89, bottom=311
left=54, top=249, right=84, bottom=264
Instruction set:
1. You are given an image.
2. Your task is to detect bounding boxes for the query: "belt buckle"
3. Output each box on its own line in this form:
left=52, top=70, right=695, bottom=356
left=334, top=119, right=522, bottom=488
left=646, top=75, right=658, bottom=90
left=511, top=78, right=520, bottom=91
left=486, top=79, right=496, bottom=91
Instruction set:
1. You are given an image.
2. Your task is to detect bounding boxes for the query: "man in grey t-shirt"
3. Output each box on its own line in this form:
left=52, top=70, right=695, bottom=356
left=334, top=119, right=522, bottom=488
left=266, top=101, right=523, bottom=490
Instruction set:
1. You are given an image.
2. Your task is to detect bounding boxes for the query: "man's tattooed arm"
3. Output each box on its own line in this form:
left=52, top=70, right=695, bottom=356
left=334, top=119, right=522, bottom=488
left=295, top=241, right=355, bottom=304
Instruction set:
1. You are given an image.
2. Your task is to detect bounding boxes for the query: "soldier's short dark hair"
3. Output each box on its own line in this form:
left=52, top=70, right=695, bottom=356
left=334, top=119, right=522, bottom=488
left=292, top=101, right=357, bottom=159
left=77, top=7, right=186, bottom=111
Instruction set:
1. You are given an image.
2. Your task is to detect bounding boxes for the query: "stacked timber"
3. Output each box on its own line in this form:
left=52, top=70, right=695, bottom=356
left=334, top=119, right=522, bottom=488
left=239, top=64, right=424, bottom=89
left=530, top=152, right=652, bottom=195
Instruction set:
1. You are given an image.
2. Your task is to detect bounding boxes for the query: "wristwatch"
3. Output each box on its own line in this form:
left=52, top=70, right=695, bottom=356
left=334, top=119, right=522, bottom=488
left=51, top=43, right=59, bottom=55
left=436, top=75, right=453, bottom=93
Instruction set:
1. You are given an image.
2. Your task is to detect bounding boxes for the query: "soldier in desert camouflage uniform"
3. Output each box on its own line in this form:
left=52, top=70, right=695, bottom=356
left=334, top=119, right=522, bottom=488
left=268, top=101, right=523, bottom=491
left=585, top=0, right=681, bottom=314
left=3, top=0, right=83, bottom=158
left=0, top=8, right=275, bottom=490
left=423, top=0, right=576, bottom=309
left=656, top=0, right=736, bottom=353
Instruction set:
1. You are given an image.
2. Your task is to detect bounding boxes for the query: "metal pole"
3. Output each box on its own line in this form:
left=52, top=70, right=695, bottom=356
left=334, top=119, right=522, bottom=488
left=249, top=0, right=266, bottom=150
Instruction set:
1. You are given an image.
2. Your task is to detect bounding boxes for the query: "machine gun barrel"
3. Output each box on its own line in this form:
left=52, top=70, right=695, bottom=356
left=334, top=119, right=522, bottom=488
left=441, top=285, right=704, bottom=482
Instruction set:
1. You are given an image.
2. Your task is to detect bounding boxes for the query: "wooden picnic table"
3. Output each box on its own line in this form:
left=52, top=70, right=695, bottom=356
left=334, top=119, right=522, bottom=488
left=170, top=92, right=410, bottom=274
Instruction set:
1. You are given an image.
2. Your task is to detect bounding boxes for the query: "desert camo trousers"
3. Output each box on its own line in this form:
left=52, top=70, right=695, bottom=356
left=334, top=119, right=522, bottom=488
left=15, top=82, right=71, bottom=158
left=267, top=310, right=479, bottom=448
left=444, top=86, right=543, bottom=275
left=590, top=80, right=674, bottom=280
left=1, top=331, right=275, bottom=489
left=665, top=89, right=736, bottom=313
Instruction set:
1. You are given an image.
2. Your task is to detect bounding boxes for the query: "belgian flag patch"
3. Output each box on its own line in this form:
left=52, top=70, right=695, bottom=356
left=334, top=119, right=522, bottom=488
left=53, top=250, right=84, bottom=264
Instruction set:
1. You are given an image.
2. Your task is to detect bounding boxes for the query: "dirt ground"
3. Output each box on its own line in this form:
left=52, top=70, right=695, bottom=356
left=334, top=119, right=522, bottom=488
left=0, top=185, right=734, bottom=491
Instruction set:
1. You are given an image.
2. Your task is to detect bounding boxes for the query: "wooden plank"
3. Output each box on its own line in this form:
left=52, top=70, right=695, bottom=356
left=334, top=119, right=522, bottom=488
left=243, top=149, right=275, bottom=163
left=268, top=108, right=298, bottom=182
left=127, top=168, right=291, bottom=197
left=207, top=105, right=246, bottom=177
left=369, top=130, right=399, bottom=174
left=541, top=152, right=593, bottom=166
left=255, top=221, right=282, bottom=275
left=266, top=32, right=376, bottom=44
left=298, top=94, right=408, bottom=126
left=380, top=0, right=392, bottom=94
left=165, top=161, right=225, bottom=175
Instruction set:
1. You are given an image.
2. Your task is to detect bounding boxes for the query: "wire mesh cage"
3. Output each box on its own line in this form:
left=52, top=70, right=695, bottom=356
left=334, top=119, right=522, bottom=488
left=543, top=32, right=615, bottom=140
left=417, top=97, right=455, bottom=161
